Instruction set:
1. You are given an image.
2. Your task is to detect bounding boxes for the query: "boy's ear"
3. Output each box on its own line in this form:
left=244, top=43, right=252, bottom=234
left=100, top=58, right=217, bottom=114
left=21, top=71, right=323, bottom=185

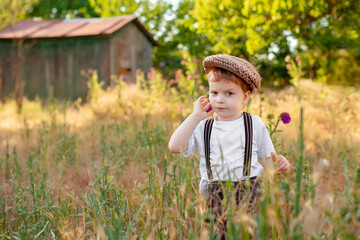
left=242, top=91, right=251, bottom=104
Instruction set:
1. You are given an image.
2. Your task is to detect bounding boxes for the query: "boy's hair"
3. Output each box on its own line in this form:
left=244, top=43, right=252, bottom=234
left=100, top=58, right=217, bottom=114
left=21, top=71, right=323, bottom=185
left=206, top=67, right=250, bottom=93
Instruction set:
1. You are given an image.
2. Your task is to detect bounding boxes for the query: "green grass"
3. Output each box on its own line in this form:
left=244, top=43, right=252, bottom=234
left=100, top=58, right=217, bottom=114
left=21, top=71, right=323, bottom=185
left=1, top=74, right=360, bottom=239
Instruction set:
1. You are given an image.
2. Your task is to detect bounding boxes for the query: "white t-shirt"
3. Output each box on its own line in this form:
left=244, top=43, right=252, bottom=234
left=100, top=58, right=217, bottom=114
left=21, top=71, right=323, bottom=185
left=183, top=113, right=276, bottom=195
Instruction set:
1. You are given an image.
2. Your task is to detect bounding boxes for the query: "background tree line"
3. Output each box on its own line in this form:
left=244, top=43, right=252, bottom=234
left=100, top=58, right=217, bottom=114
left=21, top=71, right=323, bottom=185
left=1, top=0, right=359, bottom=87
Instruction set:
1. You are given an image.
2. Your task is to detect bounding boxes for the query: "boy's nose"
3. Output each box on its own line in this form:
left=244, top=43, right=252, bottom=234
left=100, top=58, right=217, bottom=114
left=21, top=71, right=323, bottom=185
left=216, top=96, right=224, bottom=104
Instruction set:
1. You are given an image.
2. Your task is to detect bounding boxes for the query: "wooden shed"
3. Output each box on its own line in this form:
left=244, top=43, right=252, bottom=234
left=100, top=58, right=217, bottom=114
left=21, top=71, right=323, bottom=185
left=0, top=16, right=157, bottom=100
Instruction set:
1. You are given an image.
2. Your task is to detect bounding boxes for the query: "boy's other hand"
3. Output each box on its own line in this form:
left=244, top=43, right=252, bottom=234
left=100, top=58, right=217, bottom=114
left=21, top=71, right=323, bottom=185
left=192, top=96, right=214, bottom=120
left=276, top=155, right=290, bottom=174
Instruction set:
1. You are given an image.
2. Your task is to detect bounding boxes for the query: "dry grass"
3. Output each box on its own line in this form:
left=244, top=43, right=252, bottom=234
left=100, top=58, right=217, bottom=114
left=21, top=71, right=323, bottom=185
left=0, top=77, right=359, bottom=239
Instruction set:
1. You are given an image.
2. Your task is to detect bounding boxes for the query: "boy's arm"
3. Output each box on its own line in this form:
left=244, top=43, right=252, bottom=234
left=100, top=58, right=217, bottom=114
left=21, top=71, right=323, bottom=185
left=256, top=117, right=290, bottom=174
left=168, top=96, right=214, bottom=154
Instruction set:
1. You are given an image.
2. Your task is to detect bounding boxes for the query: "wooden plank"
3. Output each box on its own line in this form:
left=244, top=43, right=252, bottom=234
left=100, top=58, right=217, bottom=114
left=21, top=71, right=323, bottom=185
left=0, top=58, right=2, bottom=101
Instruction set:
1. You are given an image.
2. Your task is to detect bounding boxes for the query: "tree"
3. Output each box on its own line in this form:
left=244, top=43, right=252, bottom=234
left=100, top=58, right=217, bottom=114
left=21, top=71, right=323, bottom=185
left=152, top=0, right=212, bottom=77
left=31, top=0, right=97, bottom=18
left=0, top=0, right=39, bottom=30
left=88, top=0, right=138, bottom=17
left=191, top=0, right=360, bottom=85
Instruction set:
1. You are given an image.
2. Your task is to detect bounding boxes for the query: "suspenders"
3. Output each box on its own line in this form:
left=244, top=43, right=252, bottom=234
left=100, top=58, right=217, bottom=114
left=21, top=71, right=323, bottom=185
left=204, top=112, right=253, bottom=180
left=243, top=112, right=253, bottom=176
left=204, top=117, right=215, bottom=179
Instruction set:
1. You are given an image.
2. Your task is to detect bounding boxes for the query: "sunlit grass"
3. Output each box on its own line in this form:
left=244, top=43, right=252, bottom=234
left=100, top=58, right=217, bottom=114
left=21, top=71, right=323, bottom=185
left=0, top=72, right=359, bottom=239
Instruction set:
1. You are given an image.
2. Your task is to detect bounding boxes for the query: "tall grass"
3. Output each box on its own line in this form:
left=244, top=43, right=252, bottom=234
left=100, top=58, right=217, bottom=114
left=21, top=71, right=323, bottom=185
left=0, top=71, right=360, bottom=239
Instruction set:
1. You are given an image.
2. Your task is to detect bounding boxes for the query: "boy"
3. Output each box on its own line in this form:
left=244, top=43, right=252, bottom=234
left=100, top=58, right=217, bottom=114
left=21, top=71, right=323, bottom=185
left=168, top=54, right=290, bottom=238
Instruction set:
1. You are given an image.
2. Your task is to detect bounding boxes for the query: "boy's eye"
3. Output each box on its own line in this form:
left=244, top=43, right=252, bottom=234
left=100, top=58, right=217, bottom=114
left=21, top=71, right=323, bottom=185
left=226, top=92, right=233, bottom=96
left=211, top=91, right=218, bottom=95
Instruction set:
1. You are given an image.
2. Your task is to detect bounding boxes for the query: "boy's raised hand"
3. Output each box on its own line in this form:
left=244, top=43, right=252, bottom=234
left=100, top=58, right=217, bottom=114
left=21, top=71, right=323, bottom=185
left=193, top=96, right=214, bottom=120
left=276, top=155, right=291, bottom=174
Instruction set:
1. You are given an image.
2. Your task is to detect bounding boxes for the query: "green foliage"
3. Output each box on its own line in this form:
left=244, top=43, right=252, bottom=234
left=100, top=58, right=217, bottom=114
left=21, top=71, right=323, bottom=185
left=0, top=0, right=39, bottom=29
left=175, top=54, right=206, bottom=101
left=2, top=0, right=360, bottom=87
left=88, top=0, right=139, bottom=17
left=285, top=55, right=306, bottom=86
left=191, top=0, right=360, bottom=86
left=153, top=0, right=213, bottom=77
left=29, top=0, right=96, bottom=18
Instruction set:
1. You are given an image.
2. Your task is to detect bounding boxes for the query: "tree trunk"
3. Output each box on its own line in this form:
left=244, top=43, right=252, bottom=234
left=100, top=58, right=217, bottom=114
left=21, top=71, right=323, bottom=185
left=309, top=63, right=315, bottom=79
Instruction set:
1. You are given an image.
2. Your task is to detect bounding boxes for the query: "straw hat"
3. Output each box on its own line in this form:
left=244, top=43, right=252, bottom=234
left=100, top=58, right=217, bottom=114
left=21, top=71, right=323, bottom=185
left=203, top=54, right=261, bottom=93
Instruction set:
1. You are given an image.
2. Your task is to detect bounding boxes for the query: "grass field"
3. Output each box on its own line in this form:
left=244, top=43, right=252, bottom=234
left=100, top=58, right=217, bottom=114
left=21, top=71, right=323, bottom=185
left=1, top=71, right=360, bottom=239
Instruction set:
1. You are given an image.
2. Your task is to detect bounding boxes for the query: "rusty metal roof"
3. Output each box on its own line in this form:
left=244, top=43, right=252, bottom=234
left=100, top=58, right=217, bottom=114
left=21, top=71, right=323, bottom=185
left=0, top=16, right=157, bottom=45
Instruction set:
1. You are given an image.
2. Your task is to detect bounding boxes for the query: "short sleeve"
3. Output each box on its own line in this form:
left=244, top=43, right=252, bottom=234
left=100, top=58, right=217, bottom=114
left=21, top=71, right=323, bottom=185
left=183, top=121, right=203, bottom=157
left=256, top=118, right=276, bottom=158
left=183, top=132, right=197, bottom=157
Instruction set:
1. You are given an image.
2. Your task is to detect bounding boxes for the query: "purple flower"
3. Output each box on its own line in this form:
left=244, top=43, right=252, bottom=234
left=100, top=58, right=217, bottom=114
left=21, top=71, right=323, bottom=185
left=280, top=112, right=291, bottom=124
left=196, top=59, right=201, bottom=64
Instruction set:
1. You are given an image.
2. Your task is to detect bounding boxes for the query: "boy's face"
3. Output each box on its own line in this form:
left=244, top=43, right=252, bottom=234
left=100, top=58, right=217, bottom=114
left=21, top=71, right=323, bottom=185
left=208, top=79, right=251, bottom=121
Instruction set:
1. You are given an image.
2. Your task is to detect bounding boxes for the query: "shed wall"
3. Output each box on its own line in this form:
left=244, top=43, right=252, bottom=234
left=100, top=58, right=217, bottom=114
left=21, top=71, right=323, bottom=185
left=0, top=37, right=111, bottom=100
left=0, top=22, right=154, bottom=100
left=110, top=22, right=153, bottom=84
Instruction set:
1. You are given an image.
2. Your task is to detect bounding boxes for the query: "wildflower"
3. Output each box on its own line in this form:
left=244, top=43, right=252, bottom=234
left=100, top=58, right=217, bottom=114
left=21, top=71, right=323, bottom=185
left=285, top=55, right=291, bottom=63
left=175, top=71, right=180, bottom=79
left=286, top=64, right=291, bottom=70
left=196, top=59, right=201, bottom=64
left=280, top=112, right=291, bottom=124
left=170, top=79, right=178, bottom=85
left=151, top=67, right=155, bottom=72
left=147, top=72, right=151, bottom=78
left=295, top=56, right=301, bottom=62
left=123, top=77, right=127, bottom=82
left=181, top=60, right=185, bottom=65
left=88, top=69, right=93, bottom=74
left=187, top=75, right=192, bottom=80
left=199, top=85, right=205, bottom=90
left=194, top=70, right=198, bottom=75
